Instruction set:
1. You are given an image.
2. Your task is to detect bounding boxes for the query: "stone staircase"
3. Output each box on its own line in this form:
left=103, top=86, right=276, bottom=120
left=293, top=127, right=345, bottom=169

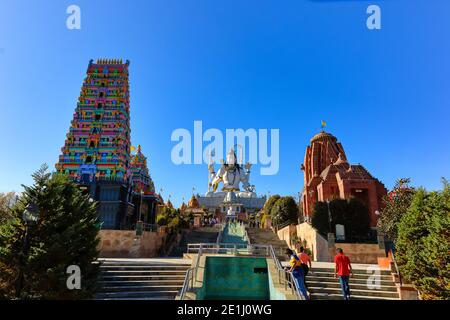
left=305, top=265, right=400, bottom=300
left=168, top=227, right=219, bottom=257
left=95, top=259, right=191, bottom=300
left=246, top=227, right=288, bottom=260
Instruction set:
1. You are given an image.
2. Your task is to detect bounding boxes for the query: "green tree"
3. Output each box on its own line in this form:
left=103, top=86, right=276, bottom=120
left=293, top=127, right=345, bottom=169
left=378, top=178, right=415, bottom=241
left=346, top=198, right=371, bottom=241
left=0, top=192, right=17, bottom=224
left=168, top=216, right=180, bottom=229
left=311, top=201, right=330, bottom=235
left=0, top=164, right=100, bottom=299
left=270, top=196, right=298, bottom=226
left=156, top=214, right=168, bottom=226
left=396, top=180, right=450, bottom=300
left=311, top=198, right=371, bottom=241
left=264, top=195, right=280, bottom=218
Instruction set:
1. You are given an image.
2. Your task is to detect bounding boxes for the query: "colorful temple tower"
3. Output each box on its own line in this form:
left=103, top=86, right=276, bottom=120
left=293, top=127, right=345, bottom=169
left=56, top=59, right=131, bottom=182
left=130, top=145, right=155, bottom=194
left=56, top=59, right=161, bottom=229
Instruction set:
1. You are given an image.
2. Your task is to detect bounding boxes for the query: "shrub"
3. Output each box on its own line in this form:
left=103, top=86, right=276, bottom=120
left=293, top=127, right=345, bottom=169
left=311, top=198, right=371, bottom=241
left=270, top=196, right=298, bottom=226
left=156, top=214, right=168, bottom=226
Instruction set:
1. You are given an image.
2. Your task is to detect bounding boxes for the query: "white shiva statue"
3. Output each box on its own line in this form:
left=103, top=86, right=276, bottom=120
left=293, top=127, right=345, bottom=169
left=206, top=148, right=256, bottom=198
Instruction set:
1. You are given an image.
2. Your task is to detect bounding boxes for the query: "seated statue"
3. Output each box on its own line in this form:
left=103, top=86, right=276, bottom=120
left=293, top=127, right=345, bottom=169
left=207, top=148, right=256, bottom=197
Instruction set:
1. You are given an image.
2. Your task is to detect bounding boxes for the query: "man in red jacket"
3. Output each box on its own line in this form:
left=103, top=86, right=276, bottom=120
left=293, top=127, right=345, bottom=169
left=334, top=248, right=353, bottom=300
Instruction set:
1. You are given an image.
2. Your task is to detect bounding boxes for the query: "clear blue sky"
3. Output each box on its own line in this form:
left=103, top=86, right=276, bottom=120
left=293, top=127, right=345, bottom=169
left=1, top=0, right=449, bottom=207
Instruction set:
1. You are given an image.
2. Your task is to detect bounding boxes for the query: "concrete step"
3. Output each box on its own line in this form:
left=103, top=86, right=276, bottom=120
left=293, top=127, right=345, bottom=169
left=310, top=292, right=400, bottom=300
left=95, top=290, right=179, bottom=300
left=311, top=267, right=392, bottom=276
left=99, top=280, right=185, bottom=287
left=306, top=280, right=398, bottom=292
left=305, top=276, right=395, bottom=286
left=100, top=275, right=186, bottom=281
left=306, top=271, right=393, bottom=281
left=100, top=262, right=191, bottom=267
left=100, top=265, right=190, bottom=271
left=308, top=286, right=399, bottom=299
left=100, top=270, right=188, bottom=276
left=99, top=285, right=183, bottom=293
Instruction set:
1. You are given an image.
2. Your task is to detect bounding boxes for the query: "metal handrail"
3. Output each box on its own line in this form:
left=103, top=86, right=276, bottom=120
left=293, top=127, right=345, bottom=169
left=179, top=267, right=194, bottom=300
left=216, top=223, right=226, bottom=245
left=187, top=242, right=285, bottom=257
left=269, top=245, right=305, bottom=300
left=390, top=250, right=403, bottom=286
left=180, top=244, right=204, bottom=300
left=243, top=224, right=251, bottom=244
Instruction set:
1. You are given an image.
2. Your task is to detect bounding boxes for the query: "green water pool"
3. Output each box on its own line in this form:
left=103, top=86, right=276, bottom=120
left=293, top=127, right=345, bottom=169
left=198, top=256, right=270, bottom=300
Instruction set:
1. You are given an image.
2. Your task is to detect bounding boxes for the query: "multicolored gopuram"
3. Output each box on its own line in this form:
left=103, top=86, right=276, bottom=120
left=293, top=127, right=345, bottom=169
left=56, top=59, right=132, bottom=182
left=56, top=59, right=160, bottom=229
left=130, top=145, right=155, bottom=194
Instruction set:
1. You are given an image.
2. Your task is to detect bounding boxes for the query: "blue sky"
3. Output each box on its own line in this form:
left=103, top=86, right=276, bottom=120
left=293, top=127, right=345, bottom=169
left=0, top=0, right=449, bottom=207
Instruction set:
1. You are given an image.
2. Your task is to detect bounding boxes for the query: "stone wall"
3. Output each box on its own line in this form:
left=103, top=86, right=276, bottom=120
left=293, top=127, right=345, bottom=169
left=333, top=243, right=386, bottom=264
left=276, top=223, right=329, bottom=262
left=97, top=229, right=166, bottom=258
left=277, top=223, right=385, bottom=263
left=276, top=225, right=297, bottom=248
left=296, top=223, right=330, bottom=262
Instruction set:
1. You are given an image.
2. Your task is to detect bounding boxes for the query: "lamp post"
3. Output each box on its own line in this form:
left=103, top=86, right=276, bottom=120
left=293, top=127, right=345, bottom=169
left=16, top=203, right=40, bottom=298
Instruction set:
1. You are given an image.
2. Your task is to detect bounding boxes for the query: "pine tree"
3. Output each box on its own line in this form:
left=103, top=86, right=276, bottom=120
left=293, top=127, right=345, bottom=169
left=378, top=178, right=415, bottom=241
left=396, top=181, right=450, bottom=300
left=0, top=164, right=100, bottom=299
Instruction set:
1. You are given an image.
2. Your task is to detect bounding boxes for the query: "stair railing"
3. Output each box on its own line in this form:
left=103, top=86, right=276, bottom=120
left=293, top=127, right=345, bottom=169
left=390, top=250, right=403, bottom=286
left=216, top=223, right=226, bottom=246
left=269, top=245, right=305, bottom=300
left=180, top=244, right=204, bottom=300
left=179, top=267, right=194, bottom=300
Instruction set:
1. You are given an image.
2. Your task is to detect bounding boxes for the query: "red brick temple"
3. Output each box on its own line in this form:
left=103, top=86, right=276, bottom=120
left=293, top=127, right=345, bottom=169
left=300, top=131, right=387, bottom=227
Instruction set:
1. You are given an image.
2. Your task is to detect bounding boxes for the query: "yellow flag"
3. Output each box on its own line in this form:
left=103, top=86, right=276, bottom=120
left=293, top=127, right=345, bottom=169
left=321, top=120, right=327, bottom=128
